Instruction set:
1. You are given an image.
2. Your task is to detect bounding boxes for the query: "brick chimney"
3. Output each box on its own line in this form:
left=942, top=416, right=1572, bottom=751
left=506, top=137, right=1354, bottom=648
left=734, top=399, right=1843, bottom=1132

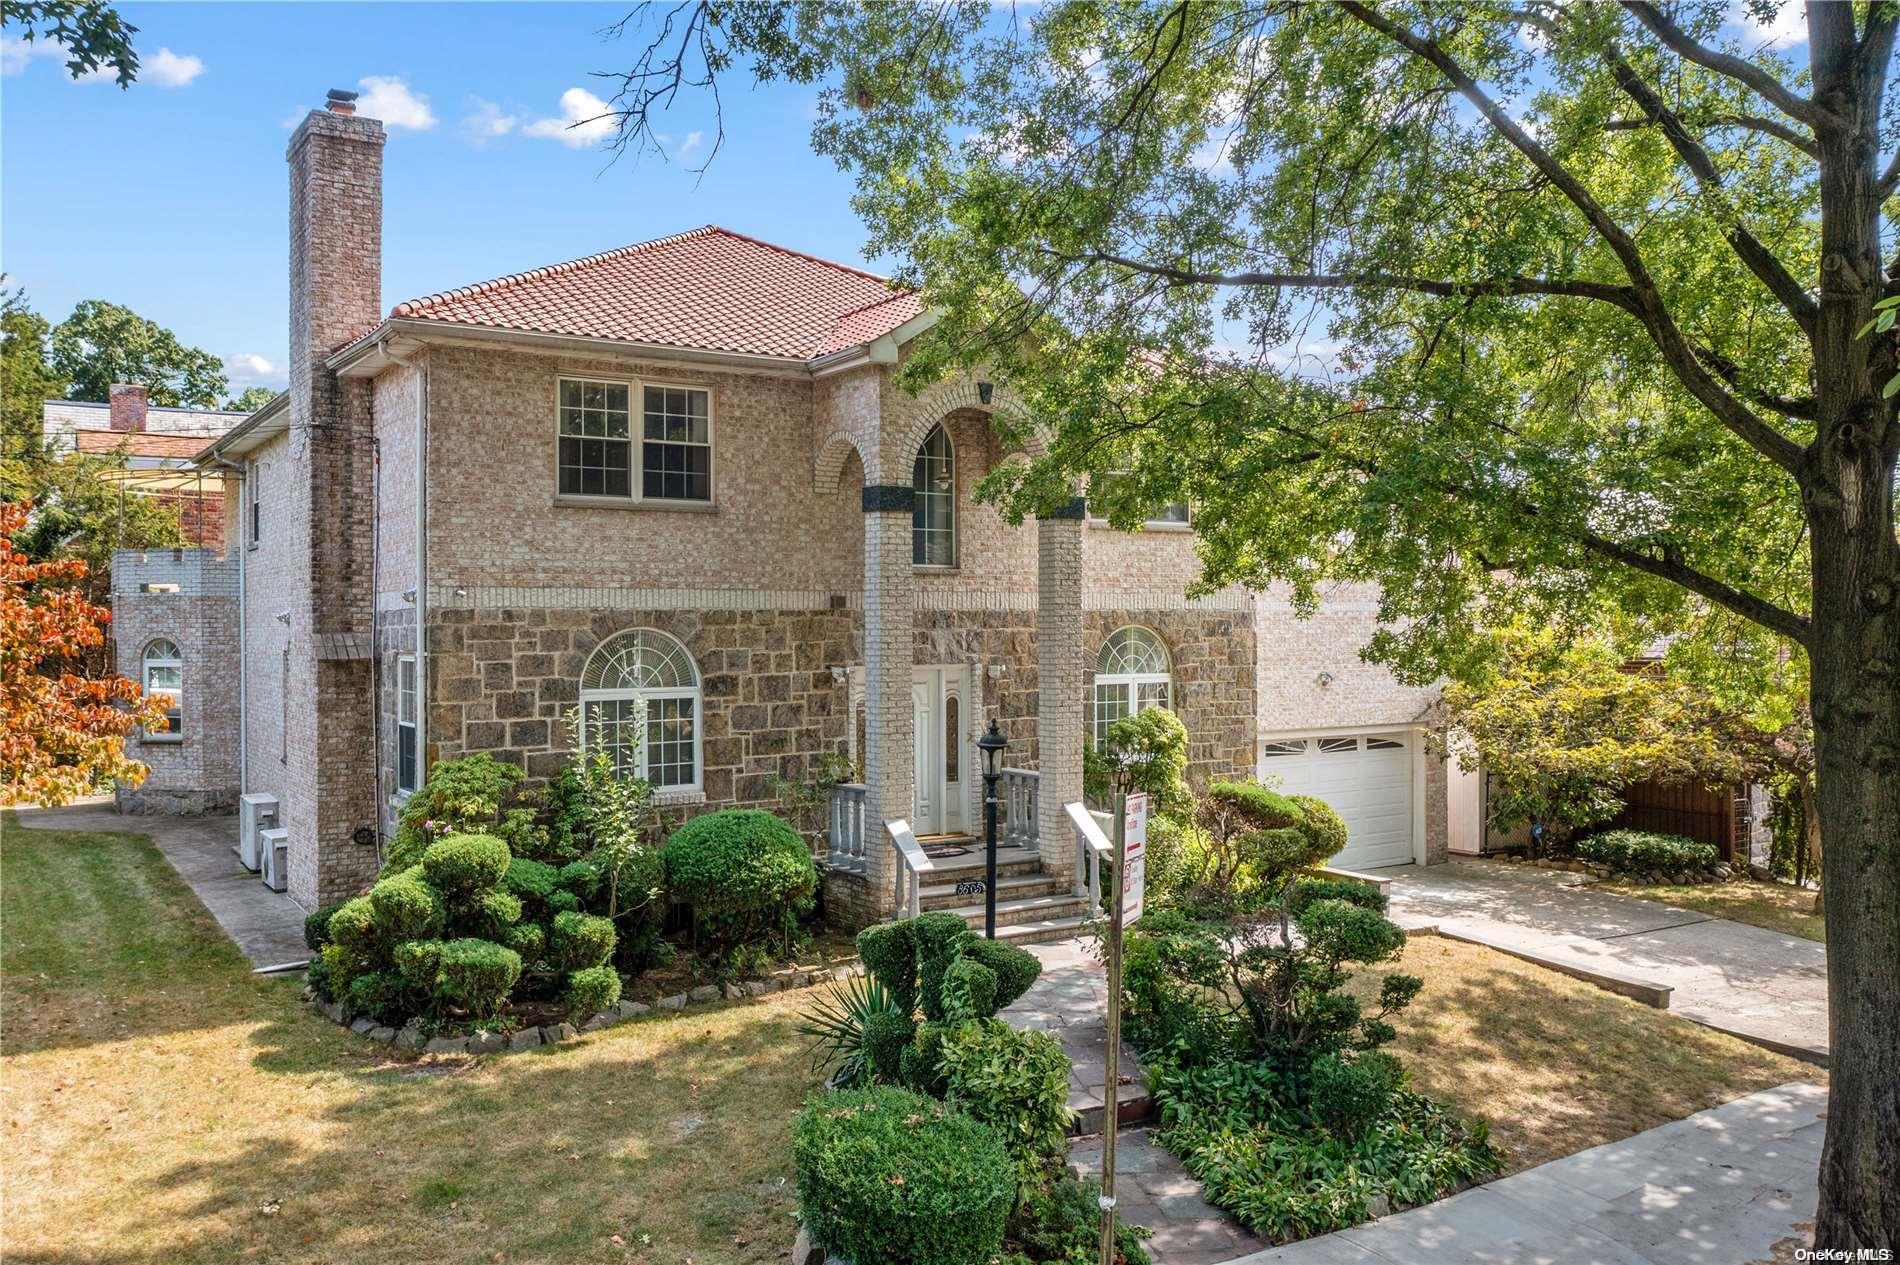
left=282, top=90, right=385, bottom=907
left=108, top=383, right=148, bottom=432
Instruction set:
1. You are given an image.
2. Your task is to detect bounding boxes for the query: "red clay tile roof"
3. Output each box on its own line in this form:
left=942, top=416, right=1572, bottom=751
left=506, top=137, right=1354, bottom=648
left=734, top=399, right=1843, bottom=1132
left=73, top=430, right=217, bottom=460
left=390, top=225, right=924, bottom=361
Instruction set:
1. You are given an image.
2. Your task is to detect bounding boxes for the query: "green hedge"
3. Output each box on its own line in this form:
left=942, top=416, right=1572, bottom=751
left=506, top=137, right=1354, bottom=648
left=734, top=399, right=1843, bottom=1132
left=793, top=1086, right=1014, bottom=1265
left=1576, top=829, right=1719, bottom=873
left=663, top=809, right=816, bottom=956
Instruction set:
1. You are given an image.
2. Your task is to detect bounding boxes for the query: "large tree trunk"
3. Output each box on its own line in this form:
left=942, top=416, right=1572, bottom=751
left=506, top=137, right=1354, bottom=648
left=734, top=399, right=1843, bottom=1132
left=1808, top=13, right=1900, bottom=1248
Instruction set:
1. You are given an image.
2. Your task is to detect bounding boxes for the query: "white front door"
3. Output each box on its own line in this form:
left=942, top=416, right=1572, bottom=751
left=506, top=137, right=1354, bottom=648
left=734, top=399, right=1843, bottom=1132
left=1259, top=730, right=1416, bottom=870
left=911, top=665, right=969, bottom=837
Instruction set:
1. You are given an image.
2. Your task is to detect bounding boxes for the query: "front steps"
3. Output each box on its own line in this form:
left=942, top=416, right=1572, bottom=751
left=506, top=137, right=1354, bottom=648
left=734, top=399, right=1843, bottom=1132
left=916, top=847, right=1097, bottom=945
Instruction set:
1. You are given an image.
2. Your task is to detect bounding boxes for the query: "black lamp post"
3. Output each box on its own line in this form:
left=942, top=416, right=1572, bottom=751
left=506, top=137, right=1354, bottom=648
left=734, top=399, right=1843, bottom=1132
left=976, top=719, right=1008, bottom=938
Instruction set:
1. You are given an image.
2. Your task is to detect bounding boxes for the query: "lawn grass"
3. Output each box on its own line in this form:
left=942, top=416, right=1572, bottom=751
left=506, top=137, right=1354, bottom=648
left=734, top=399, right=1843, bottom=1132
left=2, top=814, right=821, bottom=1265
left=1595, top=876, right=1826, bottom=942
left=1360, top=933, right=1822, bottom=1173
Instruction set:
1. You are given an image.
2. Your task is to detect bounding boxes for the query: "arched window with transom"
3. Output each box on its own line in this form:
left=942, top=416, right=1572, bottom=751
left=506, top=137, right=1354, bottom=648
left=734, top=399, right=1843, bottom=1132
left=578, top=629, right=701, bottom=790
left=912, top=422, right=955, bottom=566
left=143, top=639, right=184, bottom=739
left=1093, top=626, right=1172, bottom=744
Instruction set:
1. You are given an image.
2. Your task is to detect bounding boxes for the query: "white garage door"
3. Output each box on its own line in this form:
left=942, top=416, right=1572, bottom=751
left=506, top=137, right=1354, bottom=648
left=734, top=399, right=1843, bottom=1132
left=1258, top=732, right=1415, bottom=870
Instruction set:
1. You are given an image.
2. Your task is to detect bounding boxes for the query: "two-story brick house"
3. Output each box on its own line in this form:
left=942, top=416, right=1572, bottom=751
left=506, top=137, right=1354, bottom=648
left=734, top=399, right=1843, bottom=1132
left=113, top=91, right=1453, bottom=928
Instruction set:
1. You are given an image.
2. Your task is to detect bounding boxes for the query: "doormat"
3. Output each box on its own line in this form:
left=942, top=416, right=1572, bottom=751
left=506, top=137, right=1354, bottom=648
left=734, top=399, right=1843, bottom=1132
left=924, top=844, right=973, bottom=859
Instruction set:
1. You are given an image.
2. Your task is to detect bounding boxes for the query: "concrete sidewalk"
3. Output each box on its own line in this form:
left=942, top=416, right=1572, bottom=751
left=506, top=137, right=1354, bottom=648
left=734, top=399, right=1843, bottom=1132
left=1229, top=1081, right=1827, bottom=1265
left=9, top=802, right=310, bottom=970
left=1379, top=860, right=1828, bottom=1063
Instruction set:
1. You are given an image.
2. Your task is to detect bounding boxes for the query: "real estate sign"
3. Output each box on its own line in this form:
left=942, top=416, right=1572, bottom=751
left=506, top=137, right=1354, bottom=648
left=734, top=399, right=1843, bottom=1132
left=1121, top=791, right=1147, bottom=925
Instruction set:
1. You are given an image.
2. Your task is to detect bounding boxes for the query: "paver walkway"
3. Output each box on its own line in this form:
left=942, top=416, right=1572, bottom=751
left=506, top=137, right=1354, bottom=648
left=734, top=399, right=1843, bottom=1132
left=9, top=802, right=309, bottom=970
left=1228, top=1081, right=1827, bottom=1265
left=1378, top=860, right=1829, bottom=1063
left=1005, top=941, right=1266, bottom=1265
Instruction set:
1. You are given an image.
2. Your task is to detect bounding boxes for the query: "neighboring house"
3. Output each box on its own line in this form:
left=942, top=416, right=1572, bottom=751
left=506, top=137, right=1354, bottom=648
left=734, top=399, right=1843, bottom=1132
left=113, top=91, right=1452, bottom=925
left=43, top=386, right=250, bottom=550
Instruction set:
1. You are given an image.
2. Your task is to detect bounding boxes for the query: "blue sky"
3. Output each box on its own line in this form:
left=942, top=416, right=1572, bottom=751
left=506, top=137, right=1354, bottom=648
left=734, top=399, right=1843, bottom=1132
left=2, top=2, right=871, bottom=396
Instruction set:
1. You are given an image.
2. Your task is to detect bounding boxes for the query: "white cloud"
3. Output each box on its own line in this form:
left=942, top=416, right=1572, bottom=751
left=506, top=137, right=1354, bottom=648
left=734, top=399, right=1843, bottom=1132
left=522, top=87, right=615, bottom=148
left=224, top=353, right=281, bottom=386
left=356, top=75, right=436, bottom=130
left=461, top=98, right=516, bottom=143
left=145, top=47, right=204, bottom=88
left=1732, top=1, right=1806, bottom=49
left=676, top=129, right=704, bottom=160
left=1, top=35, right=60, bottom=75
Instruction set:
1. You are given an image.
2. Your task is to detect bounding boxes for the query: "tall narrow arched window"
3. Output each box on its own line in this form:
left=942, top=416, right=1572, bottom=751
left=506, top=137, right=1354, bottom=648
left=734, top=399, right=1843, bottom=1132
left=142, top=639, right=183, bottom=739
left=579, top=629, right=701, bottom=790
left=1093, top=626, right=1172, bottom=745
left=912, top=422, right=955, bottom=566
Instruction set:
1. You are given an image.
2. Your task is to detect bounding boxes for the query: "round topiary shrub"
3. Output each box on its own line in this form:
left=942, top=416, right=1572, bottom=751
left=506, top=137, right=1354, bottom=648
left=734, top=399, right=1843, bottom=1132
left=663, top=809, right=817, bottom=956
left=547, top=910, right=616, bottom=971
left=304, top=902, right=345, bottom=952
left=793, top=1086, right=1014, bottom=1265
left=324, top=896, right=379, bottom=956
left=1287, top=794, right=1348, bottom=857
left=367, top=873, right=445, bottom=943
left=421, top=833, right=512, bottom=900
left=434, top=938, right=522, bottom=1019
left=565, top=964, right=621, bottom=1020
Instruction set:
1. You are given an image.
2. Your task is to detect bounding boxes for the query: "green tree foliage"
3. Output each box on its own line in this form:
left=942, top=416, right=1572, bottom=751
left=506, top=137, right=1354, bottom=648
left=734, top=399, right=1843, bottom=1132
left=1, top=283, right=64, bottom=494
left=0, top=1, right=139, bottom=86
left=1441, top=622, right=1749, bottom=846
left=597, top=7, right=1899, bottom=1239
left=224, top=386, right=278, bottom=413
left=51, top=300, right=226, bottom=408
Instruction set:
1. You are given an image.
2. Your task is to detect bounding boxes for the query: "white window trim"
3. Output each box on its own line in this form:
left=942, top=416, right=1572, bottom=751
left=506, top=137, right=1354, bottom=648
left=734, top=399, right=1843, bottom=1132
left=1091, top=626, right=1173, bottom=746
left=577, top=629, right=705, bottom=795
left=911, top=421, right=957, bottom=570
left=142, top=639, right=184, bottom=744
left=553, top=375, right=716, bottom=509
left=395, top=654, right=419, bottom=795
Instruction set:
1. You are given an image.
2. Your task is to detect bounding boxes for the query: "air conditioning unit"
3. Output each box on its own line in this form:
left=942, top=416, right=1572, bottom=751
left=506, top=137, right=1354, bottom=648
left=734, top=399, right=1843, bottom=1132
left=259, top=827, right=289, bottom=893
left=238, top=794, right=280, bottom=872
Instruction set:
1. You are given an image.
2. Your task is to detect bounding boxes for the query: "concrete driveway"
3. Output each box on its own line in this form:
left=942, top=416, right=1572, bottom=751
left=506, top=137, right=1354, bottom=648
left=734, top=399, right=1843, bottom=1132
left=1378, top=859, right=1828, bottom=1063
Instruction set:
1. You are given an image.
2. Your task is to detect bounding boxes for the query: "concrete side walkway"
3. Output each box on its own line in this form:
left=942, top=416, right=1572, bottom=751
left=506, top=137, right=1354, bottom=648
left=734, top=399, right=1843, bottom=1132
left=9, top=802, right=310, bottom=970
left=1380, top=860, right=1828, bottom=1063
left=1228, top=1081, right=1827, bottom=1265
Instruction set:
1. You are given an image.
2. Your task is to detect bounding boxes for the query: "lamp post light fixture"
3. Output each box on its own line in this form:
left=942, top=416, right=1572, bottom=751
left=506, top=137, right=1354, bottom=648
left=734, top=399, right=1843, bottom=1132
left=975, top=719, right=1009, bottom=938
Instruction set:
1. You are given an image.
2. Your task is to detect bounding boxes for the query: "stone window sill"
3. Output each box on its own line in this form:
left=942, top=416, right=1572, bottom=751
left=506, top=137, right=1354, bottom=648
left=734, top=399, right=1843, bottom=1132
left=141, top=735, right=184, bottom=746
left=552, top=495, right=717, bottom=514
left=652, top=787, right=706, bottom=808
left=1086, top=518, right=1192, bottom=533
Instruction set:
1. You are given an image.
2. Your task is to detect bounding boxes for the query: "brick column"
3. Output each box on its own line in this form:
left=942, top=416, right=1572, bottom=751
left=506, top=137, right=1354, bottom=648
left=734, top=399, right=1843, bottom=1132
left=1036, top=498, right=1086, bottom=883
left=862, top=484, right=916, bottom=917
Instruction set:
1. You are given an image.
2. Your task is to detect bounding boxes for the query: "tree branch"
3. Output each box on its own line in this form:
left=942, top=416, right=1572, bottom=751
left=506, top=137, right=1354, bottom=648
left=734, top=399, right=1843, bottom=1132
left=1605, top=112, right=1820, bottom=157
left=1049, top=250, right=1645, bottom=312
left=1693, top=346, right=1818, bottom=419
left=1337, top=0, right=1808, bottom=478
left=1621, top=0, right=1832, bottom=130
left=1607, top=53, right=1818, bottom=335
left=1579, top=529, right=1812, bottom=645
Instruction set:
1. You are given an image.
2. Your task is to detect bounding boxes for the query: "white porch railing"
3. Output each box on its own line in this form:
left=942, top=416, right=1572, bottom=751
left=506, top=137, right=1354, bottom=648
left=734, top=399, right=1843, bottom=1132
left=827, top=783, right=869, bottom=873
left=999, top=767, right=1040, bottom=852
left=888, top=819, right=937, bottom=919
left=1067, top=800, right=1114, bottom=911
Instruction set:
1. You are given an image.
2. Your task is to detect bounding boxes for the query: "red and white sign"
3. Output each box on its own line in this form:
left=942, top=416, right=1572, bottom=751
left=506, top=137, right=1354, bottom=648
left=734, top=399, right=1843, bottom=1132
left=1121, top=792, right=1148, bottom=925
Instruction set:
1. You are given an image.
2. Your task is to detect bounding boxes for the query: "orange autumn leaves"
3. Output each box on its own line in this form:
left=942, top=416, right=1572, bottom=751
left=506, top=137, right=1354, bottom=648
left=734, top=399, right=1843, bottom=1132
left=2, top=500, right=168, bottom=806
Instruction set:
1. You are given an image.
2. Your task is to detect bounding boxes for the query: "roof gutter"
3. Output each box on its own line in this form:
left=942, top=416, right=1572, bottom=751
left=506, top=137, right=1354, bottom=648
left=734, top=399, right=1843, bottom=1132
left=329, top=318, right=817, bottom=379
left=197, top=391, right=291, bottom=464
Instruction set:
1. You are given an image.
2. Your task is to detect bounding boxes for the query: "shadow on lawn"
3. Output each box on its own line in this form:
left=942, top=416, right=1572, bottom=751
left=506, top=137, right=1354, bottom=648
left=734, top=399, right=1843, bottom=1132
left=1392, top=947, right=1813, bottom=1172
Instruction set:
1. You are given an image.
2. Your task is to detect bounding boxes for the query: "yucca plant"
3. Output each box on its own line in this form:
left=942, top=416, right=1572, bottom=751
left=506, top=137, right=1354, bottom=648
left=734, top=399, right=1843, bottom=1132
left=796, top=973, right=903, bottom=1088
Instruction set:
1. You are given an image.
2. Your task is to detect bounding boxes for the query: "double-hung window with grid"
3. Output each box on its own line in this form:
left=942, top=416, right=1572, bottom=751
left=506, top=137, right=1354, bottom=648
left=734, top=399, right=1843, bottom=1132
left=558, top=378, right=712, bottom=504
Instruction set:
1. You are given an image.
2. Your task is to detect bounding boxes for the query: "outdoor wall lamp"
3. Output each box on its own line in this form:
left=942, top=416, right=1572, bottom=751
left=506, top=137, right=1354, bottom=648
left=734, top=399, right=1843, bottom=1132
left=986, top=662, right=1009, bottom=680
left=977, top=381, right=994, bottom=405
left=1316, top=671, right=1334, bottom=688
left=275, top=610, right=291, bottom=626
left=829, top=665, right=848, bottom=684
left=402, top=588, right=416, bottom=604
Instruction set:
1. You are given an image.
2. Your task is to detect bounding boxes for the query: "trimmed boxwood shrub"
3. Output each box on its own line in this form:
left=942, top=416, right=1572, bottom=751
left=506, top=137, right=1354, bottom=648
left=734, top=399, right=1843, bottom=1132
left=304, top=902, right=345, bottom=952
left=367, top=874, right=444, bottom=944
left=435, top=938, right=522, bottom=1018
left=938, top=1019, right=1075, bottom=1177
left=793, top=1086, right=1014, bottom=1265
left=421, top=833, right=512, bottom=900
left=547, top=910, right=617, bottom=971
left=565, top=963, right=622, bottom=1020
left=1576, top=829, right=1719, bottom=874
left=663, top=809, right=817, bottom=957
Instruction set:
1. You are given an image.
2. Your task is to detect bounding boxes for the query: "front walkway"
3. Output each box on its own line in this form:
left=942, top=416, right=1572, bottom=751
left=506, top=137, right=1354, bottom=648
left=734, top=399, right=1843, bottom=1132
left=1230, top=1081, right=1826, bottom=1265
left=10, top=802, right=309, bottom=970
left=1379, top=860, right=1828, bottom=1063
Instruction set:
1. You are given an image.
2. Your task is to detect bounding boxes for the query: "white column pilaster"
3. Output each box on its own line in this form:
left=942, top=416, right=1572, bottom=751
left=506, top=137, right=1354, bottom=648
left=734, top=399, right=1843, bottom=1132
left=862, top=486, right=916, bottom=916
left=1036, top=499, right=1086, bottom=881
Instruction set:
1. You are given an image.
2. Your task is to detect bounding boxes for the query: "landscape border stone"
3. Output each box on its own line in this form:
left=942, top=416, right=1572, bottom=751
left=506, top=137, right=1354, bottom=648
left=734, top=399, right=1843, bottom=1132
left=303, top=959, right=863, bottom=1055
